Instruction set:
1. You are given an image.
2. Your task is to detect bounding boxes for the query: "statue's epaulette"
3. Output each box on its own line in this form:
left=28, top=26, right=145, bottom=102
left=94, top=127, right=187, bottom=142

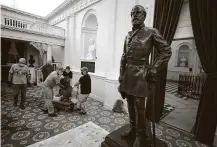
left=127, top=31, right=133, bottom=36
left=146, top=27, right=158, bottom=33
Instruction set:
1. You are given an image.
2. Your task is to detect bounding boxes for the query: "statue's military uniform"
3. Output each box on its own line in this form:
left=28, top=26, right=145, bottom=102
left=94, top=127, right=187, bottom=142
left=119, top=24, right=172, bottom=146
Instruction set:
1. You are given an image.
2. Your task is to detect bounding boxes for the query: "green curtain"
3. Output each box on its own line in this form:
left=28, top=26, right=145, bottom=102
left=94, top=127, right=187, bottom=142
left=189, top=0, right=217, bottom=146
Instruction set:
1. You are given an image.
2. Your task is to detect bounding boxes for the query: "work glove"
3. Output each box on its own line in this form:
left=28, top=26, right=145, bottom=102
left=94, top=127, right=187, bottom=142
left=147, top=68, right=158, bottom=83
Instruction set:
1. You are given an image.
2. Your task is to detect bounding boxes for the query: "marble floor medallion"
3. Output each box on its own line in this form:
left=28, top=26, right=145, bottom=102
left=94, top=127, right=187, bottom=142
left=27, top=121, right=109, bottom=147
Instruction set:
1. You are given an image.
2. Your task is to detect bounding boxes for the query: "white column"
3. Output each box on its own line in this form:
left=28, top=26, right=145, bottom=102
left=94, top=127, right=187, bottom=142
left=69, top=14, right=76, bottom=69
left=47, top=44, right=52, bottom=62
left=64, top=14, right=76, bottom=69
left=103, top=0, right=125, bottom=110
left=64, top=16, right=70, bottom=67
left=105, top=0, right=118, bottom=78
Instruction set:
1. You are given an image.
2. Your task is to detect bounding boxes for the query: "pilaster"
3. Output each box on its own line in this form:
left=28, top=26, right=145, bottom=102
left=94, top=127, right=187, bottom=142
left=64, top=14, right=76, bottom=68
left=47, top=44, right=52, bottom=62
left=105, top=0, right=118, bottom=78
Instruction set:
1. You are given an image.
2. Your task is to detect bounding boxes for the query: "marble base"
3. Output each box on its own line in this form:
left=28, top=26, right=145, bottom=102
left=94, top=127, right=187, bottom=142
left=29, top=67, right=36, bottom=84
left=101, top=124, right=168, bottom=147
left=28, top=121, right=109, bottom=147
left=72, top=70, right=124, bottom=110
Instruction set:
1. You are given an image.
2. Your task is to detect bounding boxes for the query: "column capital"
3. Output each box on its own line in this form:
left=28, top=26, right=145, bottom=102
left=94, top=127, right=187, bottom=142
left=70, top=13, right=75, bottom=17
left=66, top=12, right=75, bottom=20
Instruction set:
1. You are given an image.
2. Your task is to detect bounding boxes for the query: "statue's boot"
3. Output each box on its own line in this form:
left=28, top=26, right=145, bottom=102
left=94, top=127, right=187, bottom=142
left=133, top=106, right=153, bottom=147
left=121, top=105, right=136, bottom=138
left=133, top=130, right=153, bottom=147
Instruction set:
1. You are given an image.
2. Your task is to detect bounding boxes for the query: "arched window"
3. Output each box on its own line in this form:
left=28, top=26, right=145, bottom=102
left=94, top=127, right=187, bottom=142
left=177, top=44, right=190, bottom=67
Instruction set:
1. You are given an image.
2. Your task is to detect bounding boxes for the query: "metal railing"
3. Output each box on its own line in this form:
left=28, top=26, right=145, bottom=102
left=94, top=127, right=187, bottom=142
left=35, top=69, right=43, bottom=86
left=33, top=62, right=62, bottom=86
left=178, top=74, right=206, bottom=99
left=1, top=15, right=65, bottom=37
left=52, top=62, right=62, bottom=71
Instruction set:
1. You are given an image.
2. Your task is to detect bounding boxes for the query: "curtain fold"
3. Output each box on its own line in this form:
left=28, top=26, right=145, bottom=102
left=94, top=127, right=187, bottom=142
left=152, top=0, right=184, bottom=122
left=189, top=0, right=217, bottom=146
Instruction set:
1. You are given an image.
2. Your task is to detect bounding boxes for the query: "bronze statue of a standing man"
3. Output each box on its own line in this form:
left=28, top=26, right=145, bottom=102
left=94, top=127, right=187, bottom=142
left=118, top=5, right=172, bottom=147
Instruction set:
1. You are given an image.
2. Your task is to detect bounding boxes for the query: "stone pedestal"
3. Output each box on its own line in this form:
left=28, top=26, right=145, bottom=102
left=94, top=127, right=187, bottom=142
left=101, top=124, right=168, bottom=147
left=29, top=67, right=36, bottom=84
left=81, top=60, right=95, bottom=73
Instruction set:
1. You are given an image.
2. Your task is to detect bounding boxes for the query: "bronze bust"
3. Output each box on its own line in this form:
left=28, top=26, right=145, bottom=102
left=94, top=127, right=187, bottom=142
left=28, top=55, right=35, bottom=67
left=118, top=5, right=172, bottom=147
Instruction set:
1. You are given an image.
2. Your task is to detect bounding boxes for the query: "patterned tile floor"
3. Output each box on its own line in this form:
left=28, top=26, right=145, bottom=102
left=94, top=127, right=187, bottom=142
left=166, top=81, right=199, bottom=100
left=166, top=82, right=178, bottom=94
left=166, top=81, right=189, bottom=99
left=1, top=84, right=208, bottom=147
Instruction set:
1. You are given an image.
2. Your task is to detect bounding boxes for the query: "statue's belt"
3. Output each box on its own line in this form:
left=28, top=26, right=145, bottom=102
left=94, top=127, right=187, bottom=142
left=125, top=59, right=149, bottom=66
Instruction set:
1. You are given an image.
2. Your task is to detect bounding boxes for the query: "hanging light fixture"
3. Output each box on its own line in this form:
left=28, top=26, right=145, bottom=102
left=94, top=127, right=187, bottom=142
left=8, top=41, right=19, bottom=55
left=8, top=41, right=19, bottom=64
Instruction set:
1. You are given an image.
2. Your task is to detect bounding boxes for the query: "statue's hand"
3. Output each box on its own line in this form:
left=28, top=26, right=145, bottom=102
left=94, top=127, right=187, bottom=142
left=118, top=76, right=123, bottom=83
left=117, top=85, right=126, bottom=99
left=147, top=68, right=158, bottom=83
left=148, top=68, right=157, bottom=76
left=118, top=85, right=121, bottom=93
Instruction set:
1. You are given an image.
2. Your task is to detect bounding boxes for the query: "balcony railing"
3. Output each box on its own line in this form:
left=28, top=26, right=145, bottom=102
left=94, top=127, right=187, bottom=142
left=52, top=62, right=62, bottom=71
left=1, top=15, right=65, bottom=37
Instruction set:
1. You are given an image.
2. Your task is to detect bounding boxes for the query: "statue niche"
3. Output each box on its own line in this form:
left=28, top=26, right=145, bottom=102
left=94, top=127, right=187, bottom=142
left=85, top=39, right=96, bottom=60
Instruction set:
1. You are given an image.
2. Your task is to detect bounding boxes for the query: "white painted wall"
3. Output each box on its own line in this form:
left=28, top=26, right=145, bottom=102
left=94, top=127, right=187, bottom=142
left=167, top=39, right=201, bottom=80
left=55, top=19, right=67, bottom=30
left=173, top=1, right=193, bottom=39
left=167, top=1, right=201, bottom=80
left=66, top=0, right=114, bottom=74
left=48, top=5, right=72, bottom=25
left=51, top=0, right=156, bottom=109
left=51, top=45, right=64, bottom=63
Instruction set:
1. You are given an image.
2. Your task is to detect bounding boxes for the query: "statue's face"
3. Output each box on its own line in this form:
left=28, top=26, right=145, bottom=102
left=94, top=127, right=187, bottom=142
left=131, top=5, right=146, bottom=26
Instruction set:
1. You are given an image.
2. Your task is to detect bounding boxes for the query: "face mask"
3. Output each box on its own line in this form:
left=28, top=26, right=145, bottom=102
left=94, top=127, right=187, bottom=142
left=19, top=63, right=25, bottom=67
